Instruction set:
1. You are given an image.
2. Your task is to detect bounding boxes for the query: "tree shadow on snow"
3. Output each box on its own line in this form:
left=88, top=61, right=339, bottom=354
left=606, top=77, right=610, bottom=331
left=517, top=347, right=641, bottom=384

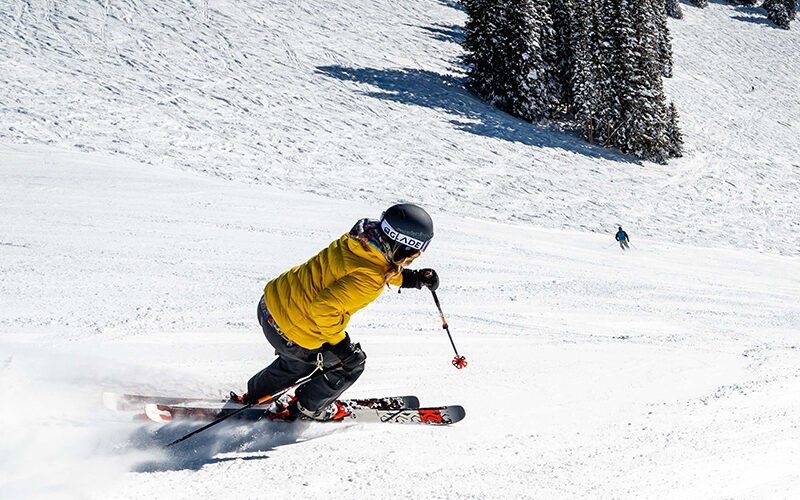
left=316, top=65, right=634, bottom=165
left=436, top=0, right=465, bottom=11
left=701, top=0, right=784, bottom=29
left=412, top=23, right=465, bottom=44
left=125, top=419, right=346, bottom=472
left=731, top=14, right=784, bottom=28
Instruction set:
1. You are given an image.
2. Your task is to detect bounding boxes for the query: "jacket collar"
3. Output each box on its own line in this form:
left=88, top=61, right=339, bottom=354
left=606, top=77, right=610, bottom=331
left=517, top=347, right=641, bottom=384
left=348, top=218, right=393, bottom=263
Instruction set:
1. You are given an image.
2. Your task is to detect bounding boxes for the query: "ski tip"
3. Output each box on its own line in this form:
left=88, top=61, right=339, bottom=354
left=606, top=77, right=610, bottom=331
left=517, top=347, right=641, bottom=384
left=420, top=405, right=465, bottom=425
left=144, top=404, right=173, bottom=423
left=447, top=405, right=466, bottom=424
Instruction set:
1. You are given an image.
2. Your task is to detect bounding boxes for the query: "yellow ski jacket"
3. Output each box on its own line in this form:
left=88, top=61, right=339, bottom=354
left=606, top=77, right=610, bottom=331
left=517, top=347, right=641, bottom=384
left=263, top=219, right=403, bottom=350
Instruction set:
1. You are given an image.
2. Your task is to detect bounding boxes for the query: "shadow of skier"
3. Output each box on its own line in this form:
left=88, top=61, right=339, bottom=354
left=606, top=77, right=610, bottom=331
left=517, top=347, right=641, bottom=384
left=125, top=419, right=351, bottom=472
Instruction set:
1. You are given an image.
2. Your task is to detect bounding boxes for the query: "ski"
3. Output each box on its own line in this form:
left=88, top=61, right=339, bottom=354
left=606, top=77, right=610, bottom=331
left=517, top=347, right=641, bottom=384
left=144, top=401, right=465, bottom=425
left=103, top=391, right=419, bottom=412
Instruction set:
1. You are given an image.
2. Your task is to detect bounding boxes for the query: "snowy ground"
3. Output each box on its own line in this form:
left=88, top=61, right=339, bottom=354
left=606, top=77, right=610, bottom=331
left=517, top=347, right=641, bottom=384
left=2, top=145, right=799, bottom=499
left=1, top=0, right=800, bottom=498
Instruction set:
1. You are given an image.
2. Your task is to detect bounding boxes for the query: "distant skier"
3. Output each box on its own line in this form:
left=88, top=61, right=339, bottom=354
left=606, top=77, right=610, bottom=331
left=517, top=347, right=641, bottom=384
left=231, top=203, right=438, bottom=421
left=615, top=226, right=630, bottom=250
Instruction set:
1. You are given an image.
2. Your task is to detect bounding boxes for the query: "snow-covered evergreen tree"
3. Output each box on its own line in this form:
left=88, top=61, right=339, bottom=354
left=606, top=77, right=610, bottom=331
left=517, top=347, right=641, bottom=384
left=549, top=0, right=577, bottom=107
left=462, top=0, right=498, bottom=101
left=536, top=1, right=564, bottom=113
left=602, top=0, right=677, bottom=163
left=463, top=0, right=681, bottom=162
left=653, top=0, right=674, bottom=77
left=687, top=0, right=708, bottom=8
left=665, top=102, right=684, bottom=157
left=591, top=0, right=624, bottom=148
left=664, top=0, right=683, bottom=19
left=763, top=0, right=797, bottom=29
left=787, top=0, right=800, bottom=22
left=570, top=0, right=605, bottom=142
left=463, top=0, right=561, bottom=121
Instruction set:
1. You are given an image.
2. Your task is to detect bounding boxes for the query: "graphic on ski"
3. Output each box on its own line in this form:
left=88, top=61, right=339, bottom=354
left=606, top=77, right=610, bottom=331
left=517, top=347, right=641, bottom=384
left=144, top=401, right=465, bottom=425
left=337, top=405, right=466, bottom=425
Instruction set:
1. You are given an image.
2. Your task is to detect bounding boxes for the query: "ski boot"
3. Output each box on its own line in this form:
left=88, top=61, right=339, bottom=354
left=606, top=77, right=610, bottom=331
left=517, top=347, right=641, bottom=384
left=268, top=394, right=300, bottom=421
left=229, top=391, right=248, bottom=404
left=297, top=400, right=350, bottom=421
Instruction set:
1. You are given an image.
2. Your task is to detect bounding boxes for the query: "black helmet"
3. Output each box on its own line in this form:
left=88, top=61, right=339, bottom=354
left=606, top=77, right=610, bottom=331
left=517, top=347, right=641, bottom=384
left=379, top=203, right=434, bottom=260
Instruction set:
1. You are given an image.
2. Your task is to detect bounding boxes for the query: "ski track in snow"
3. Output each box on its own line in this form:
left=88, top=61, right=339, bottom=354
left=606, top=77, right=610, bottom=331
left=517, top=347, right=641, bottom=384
left=1, top=0, right=800, bottom=498
left=1, top=146, right=799, bottom=498
left=0, top=0, right=798, bottom=255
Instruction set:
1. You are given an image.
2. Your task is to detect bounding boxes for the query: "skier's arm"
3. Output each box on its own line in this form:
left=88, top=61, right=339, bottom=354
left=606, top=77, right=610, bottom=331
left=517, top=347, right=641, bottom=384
left=309, top=273, right=377, bottom=340
left=389, top=272, right=403, bottom=287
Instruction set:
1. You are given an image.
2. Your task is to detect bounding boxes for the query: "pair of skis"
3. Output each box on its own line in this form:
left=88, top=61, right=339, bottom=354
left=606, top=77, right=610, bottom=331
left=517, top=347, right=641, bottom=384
left=103, top=392, right=465, bottom=426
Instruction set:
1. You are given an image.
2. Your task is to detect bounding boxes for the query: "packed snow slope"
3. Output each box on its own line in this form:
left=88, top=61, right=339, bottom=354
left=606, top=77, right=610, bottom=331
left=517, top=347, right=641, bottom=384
left=2, top=0, right=800, bottom=499
left=2, top=145, right=799, bottom=499
left=1, top=0, right=798, bottom=255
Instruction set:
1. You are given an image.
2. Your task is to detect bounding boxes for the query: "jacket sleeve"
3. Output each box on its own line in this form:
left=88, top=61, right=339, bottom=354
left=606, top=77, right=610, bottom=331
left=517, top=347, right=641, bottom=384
left=308, top=273, right=379, bottom=339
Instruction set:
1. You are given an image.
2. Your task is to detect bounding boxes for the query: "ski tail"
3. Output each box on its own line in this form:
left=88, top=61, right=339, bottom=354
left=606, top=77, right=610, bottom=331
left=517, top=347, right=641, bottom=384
left=103, top=392, right=225, bottom=412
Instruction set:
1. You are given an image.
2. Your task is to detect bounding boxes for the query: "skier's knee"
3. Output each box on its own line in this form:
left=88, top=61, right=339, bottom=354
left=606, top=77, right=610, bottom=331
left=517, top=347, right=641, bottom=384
left=338, top=342, right=366, bottom=372
left=347, top=357, right=366, bottom=379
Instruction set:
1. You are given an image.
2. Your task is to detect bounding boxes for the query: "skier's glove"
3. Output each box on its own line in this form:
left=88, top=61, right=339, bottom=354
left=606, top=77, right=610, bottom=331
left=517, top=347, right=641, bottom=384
left=401, top=268, right=439, bottom=291
left=241, top=392, right=260, bottom=405
left=232, top=391, right=259, bottom=405
left=327, top=333, right=367, bottom=371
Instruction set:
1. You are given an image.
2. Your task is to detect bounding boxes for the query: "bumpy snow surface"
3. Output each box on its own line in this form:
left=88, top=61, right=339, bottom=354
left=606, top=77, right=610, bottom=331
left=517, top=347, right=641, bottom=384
left=1, top=0, right=799, bottom=498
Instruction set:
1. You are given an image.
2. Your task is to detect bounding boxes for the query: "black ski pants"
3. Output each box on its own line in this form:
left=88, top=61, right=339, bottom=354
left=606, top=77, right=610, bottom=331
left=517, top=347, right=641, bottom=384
left=247, top=297, right=365, bottom=412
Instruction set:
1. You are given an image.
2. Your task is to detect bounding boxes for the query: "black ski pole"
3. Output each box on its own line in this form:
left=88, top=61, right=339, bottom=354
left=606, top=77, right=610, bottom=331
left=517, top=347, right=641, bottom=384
left=430, top=290, right=467, bottom=369
left=165, top=364, right=337, bottom=448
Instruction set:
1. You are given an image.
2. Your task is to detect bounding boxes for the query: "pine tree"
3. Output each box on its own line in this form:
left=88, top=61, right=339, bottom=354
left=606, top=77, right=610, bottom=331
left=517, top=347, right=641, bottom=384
left=594, top=0, right=626, bottom=148
left=764, top=0, right=796, bottom=28
left=462, top=0, right=498, bottom=101
left=687, top=0, right=708, bottom=8
left=549, top=0, right=577, bottom=107
left=787, top=0, right=799, bottom=22
left=665, top=102, right=684, bottom=157
left=463, top=0, right=682, bottom=162
left=570, top=0, right=605, bottom=142
left=602, top=0, right=677, bottom=163
left=536, top=1, right=563, bottom=114
left=463, top=0, right=561, bottom=121
left=653, top=0, right=674, bottom=77
left=664, top=0, right=683, bottom=19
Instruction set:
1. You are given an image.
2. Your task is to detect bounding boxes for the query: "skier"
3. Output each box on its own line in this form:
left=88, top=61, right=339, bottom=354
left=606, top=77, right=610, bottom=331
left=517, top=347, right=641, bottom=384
left=615, top=226, right=630, bottom=250
left=232, top=203, right=439, bottom=421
